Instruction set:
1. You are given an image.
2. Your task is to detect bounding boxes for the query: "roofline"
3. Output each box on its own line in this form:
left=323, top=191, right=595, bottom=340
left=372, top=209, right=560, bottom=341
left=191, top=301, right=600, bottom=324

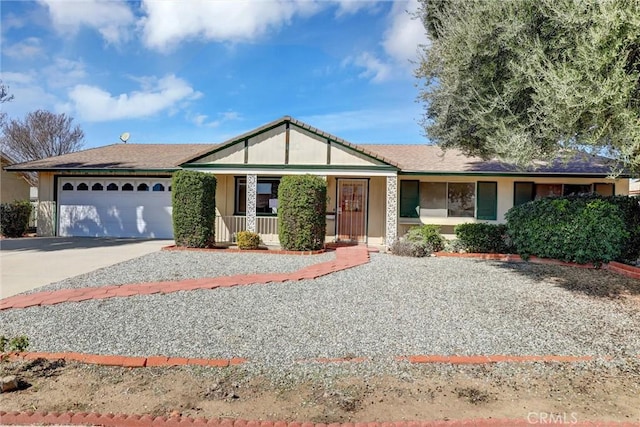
left=181, top=116, right=401, bottom=168
left=4, top=167, right=179, bottom=173
left=399, top=171, right=630, bottom=178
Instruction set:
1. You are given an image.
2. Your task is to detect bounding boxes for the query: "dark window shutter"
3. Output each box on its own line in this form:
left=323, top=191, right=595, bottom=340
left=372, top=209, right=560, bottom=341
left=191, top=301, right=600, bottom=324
left=399, top=180, right=419, bottom=218
left=477, top=181, right=497, bottom=220
left=514, top=182, right=534, bottom=206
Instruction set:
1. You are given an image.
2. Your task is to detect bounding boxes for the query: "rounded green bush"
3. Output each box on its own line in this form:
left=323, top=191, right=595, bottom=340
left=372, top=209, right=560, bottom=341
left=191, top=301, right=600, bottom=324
left=277, top=175, right=327, bottom=251
left=172, top=170, right=217, bottom=248
left=0, top=200, right=32, bottom=238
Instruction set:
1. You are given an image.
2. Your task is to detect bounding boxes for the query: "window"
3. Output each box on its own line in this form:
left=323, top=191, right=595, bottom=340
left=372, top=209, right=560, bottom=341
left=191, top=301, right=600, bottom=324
left=514, top=182, right=603, bottom=206
left=399, top=181, right=481, bottom=218
left=91, top=183, right=104, bottom=191
left=107, top=183, right=118, bottom=191
left=122, top=183, right=134, bottom=191
left=399, top=181, right=419, bottom=218
left=152, top=183, right=165, bottom=192
left=77, top=183, right=88, bottom=191
left=235, top=177, right=281, bottom=215
left=137, top=183, right=149, bottom=191
left=476, top=182, right=498, bottom=220
left=420, top=182, right=447, bottom=217
left=62, top=183, right=74, bottom=191
left=447, top=183, right=475, bottom=217
left=563, top=184, right=592, bottom=196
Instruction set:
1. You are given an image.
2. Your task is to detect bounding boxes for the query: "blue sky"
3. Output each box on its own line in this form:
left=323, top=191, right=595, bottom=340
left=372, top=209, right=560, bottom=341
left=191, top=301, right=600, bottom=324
left=1, top=0, right=429, bottom=149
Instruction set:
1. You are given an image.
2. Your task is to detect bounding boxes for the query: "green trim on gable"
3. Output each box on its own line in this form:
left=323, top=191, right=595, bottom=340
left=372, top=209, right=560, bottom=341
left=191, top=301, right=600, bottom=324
left=181, top=163, right=398, bottom=171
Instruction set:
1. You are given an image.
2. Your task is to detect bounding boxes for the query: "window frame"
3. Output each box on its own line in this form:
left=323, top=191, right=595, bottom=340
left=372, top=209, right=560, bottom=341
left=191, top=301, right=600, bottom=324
left=234, top=176, right=282, bottom=216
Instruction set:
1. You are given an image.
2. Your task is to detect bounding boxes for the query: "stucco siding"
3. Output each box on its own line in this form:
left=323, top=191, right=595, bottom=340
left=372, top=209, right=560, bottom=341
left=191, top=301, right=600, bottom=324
left=247, top=125, right=286, bottom=164
left=288, top=128, right=327, bottom=165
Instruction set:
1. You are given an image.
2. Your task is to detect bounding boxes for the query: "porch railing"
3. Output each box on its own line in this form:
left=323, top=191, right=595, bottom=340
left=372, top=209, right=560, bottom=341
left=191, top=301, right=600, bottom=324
left=214, top=215, right=279, bottom=244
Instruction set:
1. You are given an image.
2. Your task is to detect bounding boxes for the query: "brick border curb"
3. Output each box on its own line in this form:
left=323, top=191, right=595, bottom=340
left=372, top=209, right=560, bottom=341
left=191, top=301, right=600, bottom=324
left=5, top=351, right=247, bottom=368
left=1, top=412, right=638, bottom=427
left=434, top=252, right=640, bottom=278
left=0, top=246, right=370, bottom=311
left=162, top=245, right=327, bottom=256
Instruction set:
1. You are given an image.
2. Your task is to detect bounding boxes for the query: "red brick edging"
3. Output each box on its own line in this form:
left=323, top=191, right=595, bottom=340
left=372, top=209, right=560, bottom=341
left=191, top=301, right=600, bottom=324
left=0, top=246, right=370, bottom=311
left=434, top=252, right=640, bottom=278
left=1, top=412, right=637, bottom=427
left=162, top=245, right=327, bottom=255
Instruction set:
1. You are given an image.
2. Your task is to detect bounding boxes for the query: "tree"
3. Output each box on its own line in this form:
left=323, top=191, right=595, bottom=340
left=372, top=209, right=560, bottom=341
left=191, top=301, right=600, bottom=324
left=0, top=80, right=14, bottom=127
left=1, top=110, right=85, bottom=163
left=416, top=0, right=640, bottom=175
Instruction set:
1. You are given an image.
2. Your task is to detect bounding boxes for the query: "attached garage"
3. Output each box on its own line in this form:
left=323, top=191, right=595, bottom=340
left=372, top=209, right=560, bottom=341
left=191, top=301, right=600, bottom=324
left=58, top=177, right=174, bottom=238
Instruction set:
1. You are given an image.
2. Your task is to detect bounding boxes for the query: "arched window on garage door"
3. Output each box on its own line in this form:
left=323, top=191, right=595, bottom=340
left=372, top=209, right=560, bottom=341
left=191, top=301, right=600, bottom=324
left=152, top=183, right=165, bottom=191
left=107, top=183, right=118, bottom=191
left=122, top=183, right=134, bottom=191
left=92, top=183, right=104, bottom=191
left=62, top=183, right=74, bottom=191
left=77, top=183, right=88, bottom=191
left=137, top=183, right=149, bottom=191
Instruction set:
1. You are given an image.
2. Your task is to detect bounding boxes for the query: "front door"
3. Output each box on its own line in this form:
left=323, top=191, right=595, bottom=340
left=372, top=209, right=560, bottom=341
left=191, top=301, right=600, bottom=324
left=336, top=179, right=368, bottom=242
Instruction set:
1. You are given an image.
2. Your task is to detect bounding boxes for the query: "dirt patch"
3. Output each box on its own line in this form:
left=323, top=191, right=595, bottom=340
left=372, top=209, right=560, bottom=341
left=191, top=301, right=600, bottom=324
left=2, top=359, right=640, bottom=422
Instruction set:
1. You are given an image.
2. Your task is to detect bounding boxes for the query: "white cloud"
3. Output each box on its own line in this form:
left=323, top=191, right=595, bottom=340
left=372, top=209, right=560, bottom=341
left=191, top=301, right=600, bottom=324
left=43, top=58, right=87, bottom=88
left=382, top=0, right=428, bottom=65
left=343, top=52, right=392, bottom=83
left=139, top=0, right=318, bottom=51
left=190, top=110, right=241, bottom=128
left=3, top=37, right=45, bottom=59
left=68, top=75, right=201, bottom=122
left=39, top=0, right=135, bottom=44
left=343, top=0, right=428, bottom=83
left=332, top=0, right=378, bottom=18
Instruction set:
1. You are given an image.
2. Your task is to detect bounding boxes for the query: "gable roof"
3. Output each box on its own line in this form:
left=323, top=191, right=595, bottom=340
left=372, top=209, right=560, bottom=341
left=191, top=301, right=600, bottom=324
left=360, top=144, right=626, bottom=176
left=185, top=116, right=400, bottom=168
left=5, top=143, right=218, bottom=172
left=3, top=117, right=626, bottom=177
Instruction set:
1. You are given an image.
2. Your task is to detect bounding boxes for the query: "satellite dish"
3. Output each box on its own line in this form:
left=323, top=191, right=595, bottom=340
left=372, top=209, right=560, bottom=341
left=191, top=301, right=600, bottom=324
left=120, top=132, right=130, bottom=143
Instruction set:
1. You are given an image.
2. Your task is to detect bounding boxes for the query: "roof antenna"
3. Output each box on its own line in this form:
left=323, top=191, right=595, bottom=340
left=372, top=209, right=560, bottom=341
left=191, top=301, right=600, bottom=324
left=119, top=132, right=130, bottom=143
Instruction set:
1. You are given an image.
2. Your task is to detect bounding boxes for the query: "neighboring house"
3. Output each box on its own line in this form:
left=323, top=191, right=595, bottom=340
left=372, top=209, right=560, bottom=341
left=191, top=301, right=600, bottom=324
left=630, top=179, right=640, bottom=197
left=1, top=152, right=32, bottom=204
left=5, top=116, right=631, bottom=245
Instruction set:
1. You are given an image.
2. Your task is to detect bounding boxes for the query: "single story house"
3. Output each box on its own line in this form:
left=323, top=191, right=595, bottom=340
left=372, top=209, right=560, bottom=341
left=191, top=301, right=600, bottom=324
left=1, top=152, right=33, bottom=204
left=5, top=116, right=630, bottom=246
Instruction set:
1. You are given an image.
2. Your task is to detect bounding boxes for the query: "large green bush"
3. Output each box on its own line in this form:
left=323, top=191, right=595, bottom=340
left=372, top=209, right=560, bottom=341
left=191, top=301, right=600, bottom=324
left=0, top=200, right=32, bottom=238
left=172, top=170, right=217, bottom=248
left=505, top=195, right=635, bottom=265
left=278, top=175, right=327, bottom=251
left=454, top=223, right=513, bottom=253
left=405, top=224, right=446, bottom=252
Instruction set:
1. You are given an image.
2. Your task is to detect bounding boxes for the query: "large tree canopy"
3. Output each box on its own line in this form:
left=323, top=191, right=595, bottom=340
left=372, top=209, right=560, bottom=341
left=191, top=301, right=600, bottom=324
left=417, top=0, right=640, bottom=175
left=1, top=110, right=85, bottom=163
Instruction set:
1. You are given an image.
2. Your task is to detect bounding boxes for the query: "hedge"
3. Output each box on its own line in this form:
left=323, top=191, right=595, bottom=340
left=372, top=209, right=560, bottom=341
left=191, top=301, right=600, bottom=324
left=0, top=200, right=32, bottom=238
left=454, top=223, right=513, bottom=254
left=405, top=224, right=446, bottom=252
left=278, top=175, right=327, bottom=251
left=172, top=170, right=217, bottom=248
left=505, top=195, right=637, bottom=265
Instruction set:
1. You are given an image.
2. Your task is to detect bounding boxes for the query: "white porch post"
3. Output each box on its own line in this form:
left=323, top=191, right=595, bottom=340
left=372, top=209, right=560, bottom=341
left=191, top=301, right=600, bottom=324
left=246, top=174, right=257, bottom=232
left=385, top=175, right=398, bottom=247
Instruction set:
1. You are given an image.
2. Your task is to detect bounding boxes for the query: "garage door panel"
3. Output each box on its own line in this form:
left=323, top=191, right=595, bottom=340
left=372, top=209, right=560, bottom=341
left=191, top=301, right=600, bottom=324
left=58, top=178, right=174, bottom=238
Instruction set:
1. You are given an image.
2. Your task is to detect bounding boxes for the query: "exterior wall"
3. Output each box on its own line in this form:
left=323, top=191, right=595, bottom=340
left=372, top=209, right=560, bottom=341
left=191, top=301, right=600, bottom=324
left=1, top=160, right=30, bottom=203
left=289, top=128, right=327, bottom=165
left=247, top=125, right=286, bottom=164
left=330, top=145, right=380, bottom=166
left=37, top=172, right=56, bottom=237
left=325, top=176, right=337, bottom=241
left=367, top=176, right=386, bottom=245
left=397, top=175, right=628, bottom=237
left=197, top=144, right=245, bottom=164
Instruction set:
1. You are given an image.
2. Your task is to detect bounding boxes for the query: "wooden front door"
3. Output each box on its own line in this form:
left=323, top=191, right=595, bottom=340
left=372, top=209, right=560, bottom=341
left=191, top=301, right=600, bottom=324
left=336, top=179, right=368, bottom=242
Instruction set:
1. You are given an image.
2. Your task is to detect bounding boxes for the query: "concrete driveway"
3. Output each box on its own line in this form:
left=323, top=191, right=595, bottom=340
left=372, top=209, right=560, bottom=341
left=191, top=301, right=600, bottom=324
left=0, top=237, right=173, bottom=298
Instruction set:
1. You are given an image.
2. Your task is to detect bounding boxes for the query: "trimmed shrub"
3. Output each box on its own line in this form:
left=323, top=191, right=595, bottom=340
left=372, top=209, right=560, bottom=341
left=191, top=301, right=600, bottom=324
left=505, top=195, right=633, bottom=265
left=0, top=200, right=32, bottom=238
left=172, top=170, right=217, bottom=248
left=390, top=238, right=430, bottom=257
left=278, top=175, right=327, bottom=251
left=236, top=230, right=260, bottom=250
left=454, top=223, right=513, bottom=253
left=405, top=224, right=446, bottom=252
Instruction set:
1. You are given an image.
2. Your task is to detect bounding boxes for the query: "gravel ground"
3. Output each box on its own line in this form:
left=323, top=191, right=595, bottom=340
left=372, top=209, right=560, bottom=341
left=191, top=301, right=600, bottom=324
left=21, top=250, right=335, bottom=294
left=3, top=253, right=640, bottom=370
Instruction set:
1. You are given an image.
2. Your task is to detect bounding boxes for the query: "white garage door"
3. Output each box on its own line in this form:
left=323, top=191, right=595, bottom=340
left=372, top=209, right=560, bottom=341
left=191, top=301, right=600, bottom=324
left=58, top=177, right=174, bottom=238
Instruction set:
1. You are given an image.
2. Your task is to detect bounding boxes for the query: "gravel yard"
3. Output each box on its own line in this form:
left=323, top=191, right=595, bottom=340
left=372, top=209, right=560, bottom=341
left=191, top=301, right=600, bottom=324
left=3, top=253, right=640, bottom=367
